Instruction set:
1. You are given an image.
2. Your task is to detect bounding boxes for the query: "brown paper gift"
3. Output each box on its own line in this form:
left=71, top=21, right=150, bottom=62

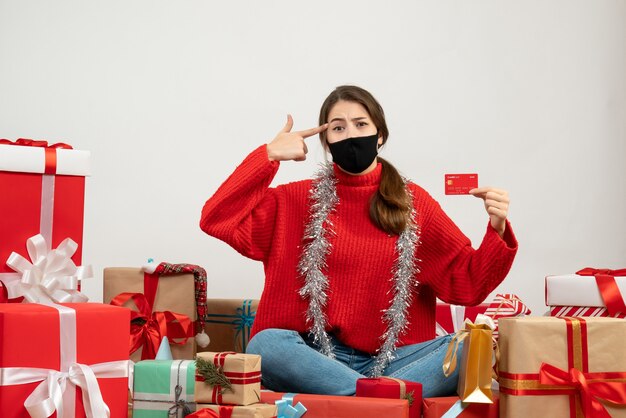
left=195, top=351, right=262, bottom=406
left=195, top=403, right=276, bottom=418
left=200, top=299, right=259, bottom=353
left=498, top=316, right=626, bottom=418
left=103, top=267, right=197, bottom=361
left=443, top=319, right=494, bottom=403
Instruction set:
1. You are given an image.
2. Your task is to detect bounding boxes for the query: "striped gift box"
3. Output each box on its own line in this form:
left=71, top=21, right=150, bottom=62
left=550, top=305, right=626, bottom=318
left=484, top=294, right=531, bottom=339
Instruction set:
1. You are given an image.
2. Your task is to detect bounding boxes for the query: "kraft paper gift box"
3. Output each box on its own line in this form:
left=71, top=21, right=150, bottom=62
left=356, top=377, right=422, bottom=418
left=201, top=299, right=259, bottom=353
left=0, top=139, right=90, bottom=300
left=194, top=403, right=277, bottom=418
left=104, top=266, right=197, bottom=361
left=546, top=268, right=626, bottom=318
left=195, top=352, right=261, bottom=406
left=260, top=392, right=409, bottom=418
left=132, top=359, right=197, bottom=418
left=436, top=303, right=489, bottom=336
left=498, top=316, right=626, bottom=418
left=422, top=394, right=499, bottom=418
left=0, top=303, right=130, bottom=418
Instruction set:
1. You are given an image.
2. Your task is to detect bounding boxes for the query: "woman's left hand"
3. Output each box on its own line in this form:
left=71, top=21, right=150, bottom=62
left=469, top=187, right=509, bottom=237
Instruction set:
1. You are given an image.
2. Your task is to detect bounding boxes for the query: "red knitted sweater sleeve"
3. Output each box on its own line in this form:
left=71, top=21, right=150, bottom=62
left=415, top=184, right=518, bottom=306
left=199, top=145, right=280, bottom=261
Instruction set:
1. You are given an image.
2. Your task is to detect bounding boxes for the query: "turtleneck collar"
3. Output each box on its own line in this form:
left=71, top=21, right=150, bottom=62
left=333, top=161, right=382, bottom=187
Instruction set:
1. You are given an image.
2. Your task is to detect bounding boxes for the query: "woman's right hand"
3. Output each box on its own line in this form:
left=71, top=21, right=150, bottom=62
left=266, top=115, right=328, bottom=162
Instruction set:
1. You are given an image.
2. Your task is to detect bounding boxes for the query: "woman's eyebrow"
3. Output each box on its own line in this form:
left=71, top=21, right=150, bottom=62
left=329, top=116, right=368, bottom=123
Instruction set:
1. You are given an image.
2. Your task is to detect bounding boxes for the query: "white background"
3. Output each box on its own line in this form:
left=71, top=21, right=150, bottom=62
left=1, top=1, right=624, bottom=316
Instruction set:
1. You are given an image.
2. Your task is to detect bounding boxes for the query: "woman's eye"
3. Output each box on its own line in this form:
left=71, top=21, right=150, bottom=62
left=357, top=121, right=368, bottom=127
left=332, top=126, right=344, bottom=131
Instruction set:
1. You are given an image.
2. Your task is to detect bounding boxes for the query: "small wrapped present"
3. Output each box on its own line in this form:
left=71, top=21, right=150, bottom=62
left=0, top=303, right=130, bottom=418
left=194, top=403, right=277, bottom=418
left=435, top=303, right=489, bottom=336
left=422, top=394, right=499, bottom=418
left=0, top=138, right=90, bottom=301
left=498, top=316, right=626, bottom=417
left=104, top=262, right=208, bottom=361
left=546, top=268, right=626, bottom=316
left=195, top=352, right=261, bottom=406
left=260, top=391, right=409, bottom=418
left=132, top=359, right=197, bottom=417
left=201, top=299, right=258, bottom=353
left=443, top=316, right=495, bottom=404
left=483, top=293, right=531, bottom=339
left=356, top=377, right=422, bottom=418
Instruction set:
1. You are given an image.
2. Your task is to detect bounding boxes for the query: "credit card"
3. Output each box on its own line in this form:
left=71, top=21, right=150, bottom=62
left=445, top=173, right=478, bottom=195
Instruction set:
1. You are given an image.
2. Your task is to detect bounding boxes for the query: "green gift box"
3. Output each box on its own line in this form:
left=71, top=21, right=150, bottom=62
left=132, top=359, right=197, bottom=418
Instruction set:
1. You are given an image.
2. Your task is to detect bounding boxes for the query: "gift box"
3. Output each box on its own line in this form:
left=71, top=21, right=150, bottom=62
left=549, top=305, right=626, bottom=318
left=356, top=377, right=422, bottom=418
left=260, top=391, right=409, bottom=418
left=195, top=352, right=261, bottom=406
left=546, top=268, right=626, bottom=316
left=0, top=139, right=90, bottom=299
left=483, top=294, right=531, bottom=339
left=201, top=299, right=258, bottom=353
left=498, top=316, right=626, bottom=417
left=0, top=303, right=130, bottom=417
left=132, top=359, right=197, bottom=418
left=104, top=263, right=203, bottom=361
left=435, top=303, right=489, bottom=336
left=194, top=403, right=277, bottom=418
left=422, top=394, right=499, bottom=418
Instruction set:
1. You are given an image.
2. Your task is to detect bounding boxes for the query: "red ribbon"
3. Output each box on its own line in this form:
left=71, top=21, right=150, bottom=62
left=539, top=363, right=626, bottom=418
left=110, top=292, right=193, bottom=360
left=0, top=281, right=7, bottom=303
left=187, top=409, right=220, bottom=418
left=0, top=138, right=73, bottom=174
left=576, top=268, right=626, bottom=315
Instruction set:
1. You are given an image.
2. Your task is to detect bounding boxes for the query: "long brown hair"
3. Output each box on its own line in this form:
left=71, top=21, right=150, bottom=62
left=319, top=85, right=410, bottom=235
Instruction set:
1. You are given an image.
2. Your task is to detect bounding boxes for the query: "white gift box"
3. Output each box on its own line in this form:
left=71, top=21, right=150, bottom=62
left=545, top=273, right=626, bottom=307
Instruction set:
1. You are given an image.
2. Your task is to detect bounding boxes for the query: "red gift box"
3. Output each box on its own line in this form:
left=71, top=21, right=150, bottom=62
left=0, top=303, right=130, bottom=417
left=0, top=139, right=90, bottom=299
left=435, top=303, right=489, bottom=335
left=356, top=377, right=422, bottom=418
left=260, top=391, right=409, bottom=418
left=422, top=394, right=499, bottom=418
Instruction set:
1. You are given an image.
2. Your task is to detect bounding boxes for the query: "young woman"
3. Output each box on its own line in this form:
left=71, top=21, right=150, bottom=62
left=200, top=85, right=517, bottom=397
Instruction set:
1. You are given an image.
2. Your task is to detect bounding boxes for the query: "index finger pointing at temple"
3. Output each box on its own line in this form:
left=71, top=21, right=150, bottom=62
left=298, top=123, right=329, bottom=139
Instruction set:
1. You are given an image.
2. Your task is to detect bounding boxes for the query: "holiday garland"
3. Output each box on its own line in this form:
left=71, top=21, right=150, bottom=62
left=298, top=162, right=421, bottom=376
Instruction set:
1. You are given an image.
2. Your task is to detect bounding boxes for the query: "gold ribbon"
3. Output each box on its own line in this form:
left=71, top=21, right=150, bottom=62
left=442, top=320, right=495, bottom=377
left=380, top=377, right=406, bottom=398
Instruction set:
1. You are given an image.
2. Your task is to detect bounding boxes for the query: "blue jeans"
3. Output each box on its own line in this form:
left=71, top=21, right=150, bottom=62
left=246, top=328, right=460, bottom=397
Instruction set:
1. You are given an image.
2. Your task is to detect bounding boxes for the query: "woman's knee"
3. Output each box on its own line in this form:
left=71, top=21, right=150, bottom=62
left=246, top=328, right=302, bottom=357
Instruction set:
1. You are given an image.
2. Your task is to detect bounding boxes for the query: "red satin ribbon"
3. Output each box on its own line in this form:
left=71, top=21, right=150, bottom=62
left=186, top=409, right=220, bottom=418
left=0, top=138, right=73, bottom=175
left=0, top=281, right=7, bottom=303
left=539, top=363, right=626, bottom=418
left=576, top=268, right=626, bottom=315
left=110, top=292, right=193, bottom=360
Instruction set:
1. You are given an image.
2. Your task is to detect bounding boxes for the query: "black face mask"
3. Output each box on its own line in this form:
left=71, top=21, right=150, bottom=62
left=327, top=133, right=379, bottom=174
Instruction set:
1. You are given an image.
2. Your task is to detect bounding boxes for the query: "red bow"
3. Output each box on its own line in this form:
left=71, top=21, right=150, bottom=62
left=0, top=138, right=73, bottom=149
left=110, top=292, right=193, bottom=360
left=576, top=268, right=626, bottom=315
left=187, top=409, right=221, bottom=418
left=539, top=363, right=626, bottom=418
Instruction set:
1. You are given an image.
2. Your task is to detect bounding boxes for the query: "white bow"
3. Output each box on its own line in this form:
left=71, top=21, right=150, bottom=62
left=4, top=234, right=91, bottom=303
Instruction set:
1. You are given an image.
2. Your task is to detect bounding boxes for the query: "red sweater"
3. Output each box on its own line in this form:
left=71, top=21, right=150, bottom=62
left=200, top=145, right=518, bottom=354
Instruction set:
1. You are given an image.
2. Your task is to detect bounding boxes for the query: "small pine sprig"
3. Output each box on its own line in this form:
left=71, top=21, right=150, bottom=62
left=195, top=357, right=233, bottom=394
left=403, top=390, right=415, bottom=407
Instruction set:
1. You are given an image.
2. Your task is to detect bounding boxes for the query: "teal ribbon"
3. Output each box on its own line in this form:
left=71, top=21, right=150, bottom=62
left=205, top=300, right=256, bottom=352
left=275, top=393, right=307, bottom=418
left=441, top=400, right=467, bottom=418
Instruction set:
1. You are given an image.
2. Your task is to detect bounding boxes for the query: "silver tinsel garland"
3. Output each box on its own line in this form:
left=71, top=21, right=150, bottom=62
left=298, top=163, right=421, bottom=375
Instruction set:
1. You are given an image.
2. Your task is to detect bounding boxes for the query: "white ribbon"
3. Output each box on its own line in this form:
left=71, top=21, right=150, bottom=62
left=0, top=304, right=130, bottom=418
left=3, top=234, right=91, bottom=303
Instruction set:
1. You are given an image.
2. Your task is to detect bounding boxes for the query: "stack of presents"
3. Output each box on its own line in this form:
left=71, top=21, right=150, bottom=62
left=1, top=138, right=625, bottom=417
